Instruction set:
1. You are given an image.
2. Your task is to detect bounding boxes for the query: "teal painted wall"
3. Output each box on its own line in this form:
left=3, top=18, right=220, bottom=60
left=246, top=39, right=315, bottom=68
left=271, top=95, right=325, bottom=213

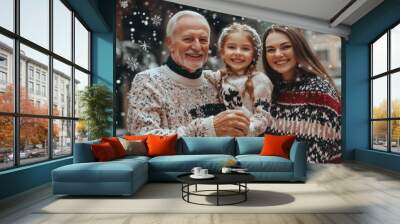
left=344, top=0, right=400, bottom=170
left=0, top=158, right=72, bottom=199
left=0, top=0, right=115, bottom=200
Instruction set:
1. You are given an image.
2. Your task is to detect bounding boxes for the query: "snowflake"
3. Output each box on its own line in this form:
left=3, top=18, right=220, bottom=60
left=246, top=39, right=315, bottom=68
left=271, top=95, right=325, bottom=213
left=151, top=15, right=162, bottom=26
left=126, top=57, right=139, bottom=71
left=138, top=40, right=150, bottom=52
left=120, top=0, right=128, bottom=9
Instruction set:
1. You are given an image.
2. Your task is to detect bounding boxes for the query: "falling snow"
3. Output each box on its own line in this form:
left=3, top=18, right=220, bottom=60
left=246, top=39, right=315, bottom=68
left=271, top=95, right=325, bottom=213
left=151, top=15, right=162, bottom=26
left=126, top=57, right=139, bottom=71
left=138, top=41, right=150, bottom=51
left=120, top=0, right=128, bottom=9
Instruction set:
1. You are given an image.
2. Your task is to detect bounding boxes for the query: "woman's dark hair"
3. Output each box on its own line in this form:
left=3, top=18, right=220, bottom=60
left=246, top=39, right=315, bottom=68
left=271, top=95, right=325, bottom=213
left=262, top=25, right=339, bottom=102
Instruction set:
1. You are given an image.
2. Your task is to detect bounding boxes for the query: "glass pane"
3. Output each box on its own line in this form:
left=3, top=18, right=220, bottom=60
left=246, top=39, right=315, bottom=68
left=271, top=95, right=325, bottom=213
left=53, top=0, right=72, bottom=60
left=74, top=69, right=89, bottom=118
left=53, top=119, right=72, bottom=158
left=75, top=120, right=88, bottom=143
left=391, top=24, right=400, bottom=70
left=0, top=34, right=14, bottom=112
left=0, top=0, right=14, bottom=31
left=74, top=17, right=89, bottom=70
left=372, top=121, right=387, bottom=151
left=20, top=0, right=49, bottom=49
left=391, top=72, right=400, bottom=118
left=372, top=77, right=387, bottom=119
left=20, top=44, right=49, bottom=115
left=391, top=120, right=400, bottom=153
left=0, top=116, right=13, bottom=170
left=20, top=117, right=49, bottom=165
left=53, top=59, right=72, bottom=117
left=372, top=33, right=387, bottom=76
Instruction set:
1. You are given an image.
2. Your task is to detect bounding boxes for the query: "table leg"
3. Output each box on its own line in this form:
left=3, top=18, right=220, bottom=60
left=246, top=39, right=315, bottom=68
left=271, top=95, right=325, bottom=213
left=217, top=184, right=219, bottom=206
left=245, top=183, right=247, bottom=201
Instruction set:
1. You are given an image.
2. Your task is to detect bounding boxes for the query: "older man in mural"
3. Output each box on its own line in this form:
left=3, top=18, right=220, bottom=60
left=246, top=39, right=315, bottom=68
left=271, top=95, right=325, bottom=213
left=127, top=10, right=250, bottom=137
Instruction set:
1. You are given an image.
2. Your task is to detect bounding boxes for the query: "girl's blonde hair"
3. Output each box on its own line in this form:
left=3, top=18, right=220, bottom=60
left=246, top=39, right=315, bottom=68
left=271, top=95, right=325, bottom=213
left=217, top=23, right=262, bottom=103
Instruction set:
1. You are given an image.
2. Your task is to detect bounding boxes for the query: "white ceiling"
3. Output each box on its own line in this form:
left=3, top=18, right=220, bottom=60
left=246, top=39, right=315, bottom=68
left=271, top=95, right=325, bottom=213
left=165, top=0, right=384, bottom=38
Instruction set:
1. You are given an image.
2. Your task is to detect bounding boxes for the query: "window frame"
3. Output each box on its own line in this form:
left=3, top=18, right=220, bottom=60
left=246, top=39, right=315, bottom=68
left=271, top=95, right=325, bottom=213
left=0, top=0, right=92, bottom=171
left=370, top=20, right=400, bottom=154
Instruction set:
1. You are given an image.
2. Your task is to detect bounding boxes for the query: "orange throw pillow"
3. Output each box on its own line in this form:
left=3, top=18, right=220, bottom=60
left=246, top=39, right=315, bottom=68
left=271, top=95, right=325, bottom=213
left=101, top=137, right=127, bottom=158
left=91, top=142, right=117, bottom=162
left=124, top=135, right=149, bottom=141
left=146, top=134, right=177, bottom=157
left=260, top=134, right=296, bottom=159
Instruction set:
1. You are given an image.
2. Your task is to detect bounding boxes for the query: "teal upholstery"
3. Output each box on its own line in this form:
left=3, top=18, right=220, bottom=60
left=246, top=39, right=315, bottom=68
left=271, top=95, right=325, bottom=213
left=235, top=137, right=263, bottom=155
left=236, top=155, right=293, bottom=172
left=73, top=140, right=100, bottom=163
left=148, top=154, right=234, bottom=181
left=52, top=137, right=307, bottom=195
left=177, top=137, right=235, bottom=155
left=52, top=157, right=148, bottom=195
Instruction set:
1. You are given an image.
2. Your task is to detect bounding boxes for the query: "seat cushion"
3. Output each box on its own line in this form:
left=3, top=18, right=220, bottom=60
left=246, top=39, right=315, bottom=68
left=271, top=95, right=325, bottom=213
left=148, top=154, right=235, bottom=172
left=236, top=155, right=293, bottom=172
left=52, top=159, right=147, bottom=183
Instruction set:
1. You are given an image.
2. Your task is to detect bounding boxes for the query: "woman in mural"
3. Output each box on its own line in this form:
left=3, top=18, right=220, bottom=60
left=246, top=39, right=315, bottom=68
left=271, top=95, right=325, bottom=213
left=262, top=25, right=341, bottom=163
left=205, top=23, right=273, bottom=136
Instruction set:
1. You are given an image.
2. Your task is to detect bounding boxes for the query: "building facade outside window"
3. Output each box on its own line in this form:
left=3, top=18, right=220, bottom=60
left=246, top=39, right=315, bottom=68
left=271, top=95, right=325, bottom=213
left=0, top=0, right=91, bottom=170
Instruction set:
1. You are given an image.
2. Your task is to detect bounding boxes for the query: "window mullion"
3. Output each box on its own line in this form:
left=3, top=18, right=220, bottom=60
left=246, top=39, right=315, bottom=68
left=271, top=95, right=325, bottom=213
left=49, top=0, right=53, bottom=160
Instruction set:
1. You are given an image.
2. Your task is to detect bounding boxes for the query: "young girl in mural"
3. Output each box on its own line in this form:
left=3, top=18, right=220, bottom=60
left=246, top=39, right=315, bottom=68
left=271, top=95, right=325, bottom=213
left=205, top=23, right=273, bottom=136
left=262, top=25, right=341, bottom=163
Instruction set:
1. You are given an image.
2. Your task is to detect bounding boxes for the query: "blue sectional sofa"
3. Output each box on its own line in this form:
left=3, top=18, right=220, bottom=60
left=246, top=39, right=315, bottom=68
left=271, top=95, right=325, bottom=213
left=52, top=137, right=307, bottom=196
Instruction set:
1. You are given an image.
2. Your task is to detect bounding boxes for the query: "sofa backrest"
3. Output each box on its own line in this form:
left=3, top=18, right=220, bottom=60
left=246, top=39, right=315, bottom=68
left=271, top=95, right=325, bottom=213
left=73, top=139, right=100, bottom=163
left=235, top=137, right=263, bottom=155
left=177, top=137, right=235, bottom=155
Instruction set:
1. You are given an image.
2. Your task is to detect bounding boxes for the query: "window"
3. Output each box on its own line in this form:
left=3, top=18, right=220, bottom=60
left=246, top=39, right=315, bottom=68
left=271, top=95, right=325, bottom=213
left=36, top=83, right=40, bottom=95
left=0, top=0, right=14, bottom=32
left=28, top=81, right=34, bottom=94
left=0, top=55, right=7, bottom=67
left=370, top=23, right=400, bottom=154
left=42, top=85, right=46, bottom=97
left=35, top=70, right=41, bottom=81
left=41, top=73, right=46, bottom=83
left=0, top=0, right=91, bottom=170
left=0, top=71, right=6, bottom=85
left=316, top=49, right=329, bottom=62
left=0, top=54, right=7, bottom=86
left=28, top=67, right=34, bottom=80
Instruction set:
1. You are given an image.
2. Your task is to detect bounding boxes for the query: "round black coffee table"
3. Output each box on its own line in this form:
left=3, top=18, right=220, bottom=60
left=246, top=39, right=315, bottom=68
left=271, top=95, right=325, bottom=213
left=177, top=173, right=255, bottom=206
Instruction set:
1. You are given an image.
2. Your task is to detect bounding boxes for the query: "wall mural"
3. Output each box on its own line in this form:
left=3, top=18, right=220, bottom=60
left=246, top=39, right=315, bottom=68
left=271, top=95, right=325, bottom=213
left=116, top=0, right=342, bottom=163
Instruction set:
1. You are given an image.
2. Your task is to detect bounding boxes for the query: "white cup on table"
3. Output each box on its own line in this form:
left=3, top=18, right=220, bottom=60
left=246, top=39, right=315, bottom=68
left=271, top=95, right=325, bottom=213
left=199, top=169, right=208, bottom=176
left=191, top=167, right=202, bottom=176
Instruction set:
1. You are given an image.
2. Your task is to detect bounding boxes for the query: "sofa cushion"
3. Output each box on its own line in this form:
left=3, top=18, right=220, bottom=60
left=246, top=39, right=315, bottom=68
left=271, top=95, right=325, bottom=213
left=91, top=142, right=118, bottom=161
left=118, top=138, right=147, bottom=156
left=147, top=134, right=177, bottom=157
left=52, top=158, right=147, bottom=183
left=148, top=154, right=235, bottom=172
left=260, top=134, right=296, bottom=159
left=177, top=137, right=235, bottom=155
left=101, top=137, right=127, bottom=158
left=236, top=137, right=263, bottom=155
left=236, top=155, right=293, bottom=172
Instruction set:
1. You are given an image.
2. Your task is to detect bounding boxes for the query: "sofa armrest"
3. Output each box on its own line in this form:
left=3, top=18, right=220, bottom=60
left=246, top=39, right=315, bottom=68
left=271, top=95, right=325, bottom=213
left=73, top=140, right=100, bottom=163
left=289, top=140, right=307, bottom=181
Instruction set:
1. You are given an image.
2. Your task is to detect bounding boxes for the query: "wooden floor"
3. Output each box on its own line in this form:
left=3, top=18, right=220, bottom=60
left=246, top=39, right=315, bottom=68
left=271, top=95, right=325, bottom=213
left=1, top=162, right=400, bottom=224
